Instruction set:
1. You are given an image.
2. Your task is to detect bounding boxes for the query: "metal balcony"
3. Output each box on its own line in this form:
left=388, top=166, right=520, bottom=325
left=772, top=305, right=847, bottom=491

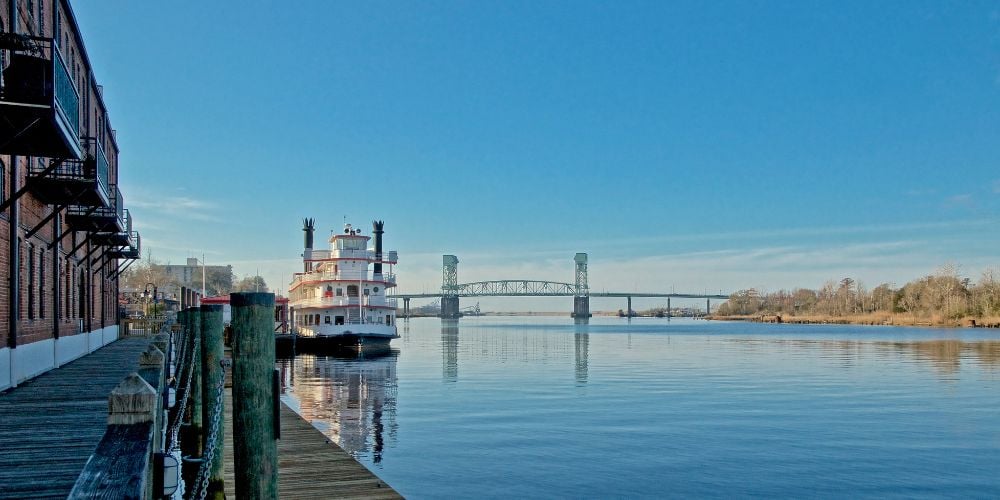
left=66, top=185, right=124, bottom=232
left=108, top=232, right=140, bottom=260
left=90, top=208, right=132, bottom=246
left=27, top=137, right=110, bottom=207
left=0, top=34, right=82, bottom=159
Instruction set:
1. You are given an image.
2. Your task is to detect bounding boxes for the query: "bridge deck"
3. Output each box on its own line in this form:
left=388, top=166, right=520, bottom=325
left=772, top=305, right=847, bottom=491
left=0, top=337, right=150, bottom=499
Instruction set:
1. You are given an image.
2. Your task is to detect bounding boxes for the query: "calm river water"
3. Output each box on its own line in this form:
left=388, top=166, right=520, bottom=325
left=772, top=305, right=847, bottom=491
left=277, top=317, right=1000, bottom=498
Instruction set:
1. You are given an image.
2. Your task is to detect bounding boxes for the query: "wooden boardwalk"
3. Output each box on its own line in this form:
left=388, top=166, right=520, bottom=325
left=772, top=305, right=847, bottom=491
left=0, top=337, right=151, bottom=499
left=223, top=392, right=403, bottom=499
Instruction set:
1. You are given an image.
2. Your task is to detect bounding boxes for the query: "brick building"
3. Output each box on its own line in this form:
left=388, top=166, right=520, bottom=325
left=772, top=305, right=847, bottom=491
left=1, top=0, right=140, bottom=390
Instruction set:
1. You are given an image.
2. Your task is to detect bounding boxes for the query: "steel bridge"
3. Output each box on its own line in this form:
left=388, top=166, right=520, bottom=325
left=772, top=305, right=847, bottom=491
left=394, top=254, right=729, bottom=318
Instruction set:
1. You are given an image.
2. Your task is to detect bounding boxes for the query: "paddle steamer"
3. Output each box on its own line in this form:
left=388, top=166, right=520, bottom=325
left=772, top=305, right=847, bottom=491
left=288, top=219, right=398, bottom=350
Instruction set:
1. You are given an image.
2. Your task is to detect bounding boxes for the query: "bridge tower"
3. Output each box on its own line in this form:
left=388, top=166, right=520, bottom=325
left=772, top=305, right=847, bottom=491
left=441, top=255, right=461, bottom=318
left=572, top=253, right=592, bottom=318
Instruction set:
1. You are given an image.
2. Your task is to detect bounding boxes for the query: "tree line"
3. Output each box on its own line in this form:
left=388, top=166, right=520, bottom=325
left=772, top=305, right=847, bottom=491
left=716, top=265, right=1000, bottom=320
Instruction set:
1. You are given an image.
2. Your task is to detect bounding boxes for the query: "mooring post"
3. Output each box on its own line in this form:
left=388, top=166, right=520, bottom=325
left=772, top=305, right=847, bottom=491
left=201, top=304, right=226, bottom=499
left=189, top=306, right=203, bottom=455
left=181, top=307, right=203, bottom=487
left=231, top=292, right=279, bottom=499
left=138, top=344, right=166, bottom=453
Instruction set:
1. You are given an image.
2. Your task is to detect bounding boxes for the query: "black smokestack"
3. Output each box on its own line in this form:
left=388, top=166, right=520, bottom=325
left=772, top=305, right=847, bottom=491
left=303, top=218, right=315, bottom=272
left=373, top=220, right=384, bottom=275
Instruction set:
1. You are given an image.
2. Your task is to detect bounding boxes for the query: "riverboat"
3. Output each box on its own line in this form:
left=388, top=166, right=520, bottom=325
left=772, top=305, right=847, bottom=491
left=288, top=219, right=399, bottom=350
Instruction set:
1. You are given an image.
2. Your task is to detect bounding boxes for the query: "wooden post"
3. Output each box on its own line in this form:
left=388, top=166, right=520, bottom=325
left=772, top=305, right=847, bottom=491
left=189, top=306, right=203, bottom=455
left=138, top=344, right=166, bottom=453
left=181, top=307, right=203, bottom=488
left=231, top=292, right=279, bottom=499
left=69, top=373, right=159, bottom=499
left=201, top=304, right=226, bottom=499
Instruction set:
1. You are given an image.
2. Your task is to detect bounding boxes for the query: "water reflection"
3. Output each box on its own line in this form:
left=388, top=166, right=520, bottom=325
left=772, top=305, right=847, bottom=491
left=574, top=319, right=589, bottom=384
left=723, top=338, right=1000, bottom=379
left=436, top=319, right=592, bottom=383
left=277, top=351, right=399, bottom=464
left=442, top=320, right=459, bottom=383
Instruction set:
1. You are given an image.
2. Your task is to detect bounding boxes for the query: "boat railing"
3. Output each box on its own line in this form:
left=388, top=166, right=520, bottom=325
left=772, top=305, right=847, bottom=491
left=290, top=271, right=396, bottom=288
left=292, top=297, right=398, bottom=309
left=304, top=249, right=399, bottom=264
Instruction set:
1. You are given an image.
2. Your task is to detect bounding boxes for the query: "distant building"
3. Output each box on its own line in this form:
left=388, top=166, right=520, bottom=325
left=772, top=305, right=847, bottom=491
left=154, top=258, right=233, bottom=298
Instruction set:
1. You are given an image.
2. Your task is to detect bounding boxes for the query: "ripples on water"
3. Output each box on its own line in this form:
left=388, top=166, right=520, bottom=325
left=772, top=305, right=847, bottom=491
left=277, top=317, right=1000, bottom=498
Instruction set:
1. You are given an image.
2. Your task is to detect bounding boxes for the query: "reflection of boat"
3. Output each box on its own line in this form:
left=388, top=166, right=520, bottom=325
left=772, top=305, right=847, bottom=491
left=279, top=351, right=398, bottom=464
left=288, top=219, right=399, bottom=351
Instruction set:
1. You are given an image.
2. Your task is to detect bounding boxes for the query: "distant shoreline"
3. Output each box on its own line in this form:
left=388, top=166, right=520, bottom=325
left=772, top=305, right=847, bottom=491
left=706, top=313, right=1000, bottom=328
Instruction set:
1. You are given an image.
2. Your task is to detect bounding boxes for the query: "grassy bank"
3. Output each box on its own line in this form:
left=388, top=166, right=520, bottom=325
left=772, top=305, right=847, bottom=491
left=707, top=312, right=1000, bottom=328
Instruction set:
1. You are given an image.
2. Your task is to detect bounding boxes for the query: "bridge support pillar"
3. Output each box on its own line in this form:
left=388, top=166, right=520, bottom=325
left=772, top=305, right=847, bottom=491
left=441, top=296, right=461, bottom=319
left=627, top=296, right=632, bottom=317
left=403, top=298, right=410, bottom=319
left=667, top=297, right=671, bottom=318
left=572, top=296, right=591, bottom=318
left=706, top=298, right=710, bottom=316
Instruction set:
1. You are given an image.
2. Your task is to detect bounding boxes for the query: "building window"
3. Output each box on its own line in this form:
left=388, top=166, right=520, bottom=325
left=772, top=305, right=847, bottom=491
left=39, top=248, right=45, bottom=319
left=28, top=244, right=35, bottom=319
left=78, top=268, right=86, bottom=321
left=66, top=260, right=73, bottom=318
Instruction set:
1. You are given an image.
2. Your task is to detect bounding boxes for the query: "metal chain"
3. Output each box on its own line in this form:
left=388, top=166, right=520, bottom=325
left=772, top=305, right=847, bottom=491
left=190, top=359, right=231, bottom=500
left=168, top=339, right=199, bottom=452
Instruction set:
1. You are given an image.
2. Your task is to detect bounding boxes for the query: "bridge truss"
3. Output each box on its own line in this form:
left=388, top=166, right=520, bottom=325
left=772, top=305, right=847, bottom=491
left=451, top=280, right=583, bottom=297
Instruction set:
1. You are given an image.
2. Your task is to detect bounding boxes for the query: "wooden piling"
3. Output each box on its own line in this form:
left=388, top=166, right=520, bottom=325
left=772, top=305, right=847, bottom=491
left=181, top=307, right=203, bottom=488
left=201, top=304, right=226, bottom=499
left=231, top=292, right=279, bottom=500
left=189, top=306, right=203, bottom=456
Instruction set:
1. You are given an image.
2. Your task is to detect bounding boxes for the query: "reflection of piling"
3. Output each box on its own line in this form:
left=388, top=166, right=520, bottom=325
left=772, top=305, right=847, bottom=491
left=574, top=332, right=589, bottom=384
left=231, top=292, right=279, bottom=499
left=201, top=304, right=226, bottom=499
left=442, top=320, right=459, bottom=382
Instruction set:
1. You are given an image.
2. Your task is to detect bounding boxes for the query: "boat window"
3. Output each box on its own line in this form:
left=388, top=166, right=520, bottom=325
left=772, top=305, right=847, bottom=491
left=324, top=315, right=331, bottom=324
left=335, top=316, right=344, bottom=325
left=373, top=287, right=379, bottom=293
left=386, top=315, right=391, bottom=326
left=314, top=314, right=320, bottom=324
left=336, top=288, right=343, bottom=296
left=364, top=288, right=370, bottom=296
left=347, top=285, right=359, bottom=297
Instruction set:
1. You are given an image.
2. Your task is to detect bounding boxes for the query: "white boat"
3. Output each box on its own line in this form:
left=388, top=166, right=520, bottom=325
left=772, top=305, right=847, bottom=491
left=288, top=219, right=399, bottom=350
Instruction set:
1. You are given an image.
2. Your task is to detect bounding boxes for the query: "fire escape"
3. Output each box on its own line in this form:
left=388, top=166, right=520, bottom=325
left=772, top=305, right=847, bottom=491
left=1, top=33, right=139, bottom=278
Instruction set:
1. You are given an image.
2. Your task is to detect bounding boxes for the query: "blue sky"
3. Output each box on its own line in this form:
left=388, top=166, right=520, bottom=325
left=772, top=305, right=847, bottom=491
left=74, top=1, right=1000, bottom=309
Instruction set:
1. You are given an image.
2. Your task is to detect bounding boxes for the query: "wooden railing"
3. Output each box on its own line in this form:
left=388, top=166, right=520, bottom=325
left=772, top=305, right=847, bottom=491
left=68, top=332, right=170, bottom=499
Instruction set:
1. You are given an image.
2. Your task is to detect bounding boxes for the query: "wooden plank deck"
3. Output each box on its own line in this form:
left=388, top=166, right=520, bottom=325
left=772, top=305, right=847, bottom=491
left=0, top=336, right=152, bottom=499
left=223, top=392, right=403, bottom=499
